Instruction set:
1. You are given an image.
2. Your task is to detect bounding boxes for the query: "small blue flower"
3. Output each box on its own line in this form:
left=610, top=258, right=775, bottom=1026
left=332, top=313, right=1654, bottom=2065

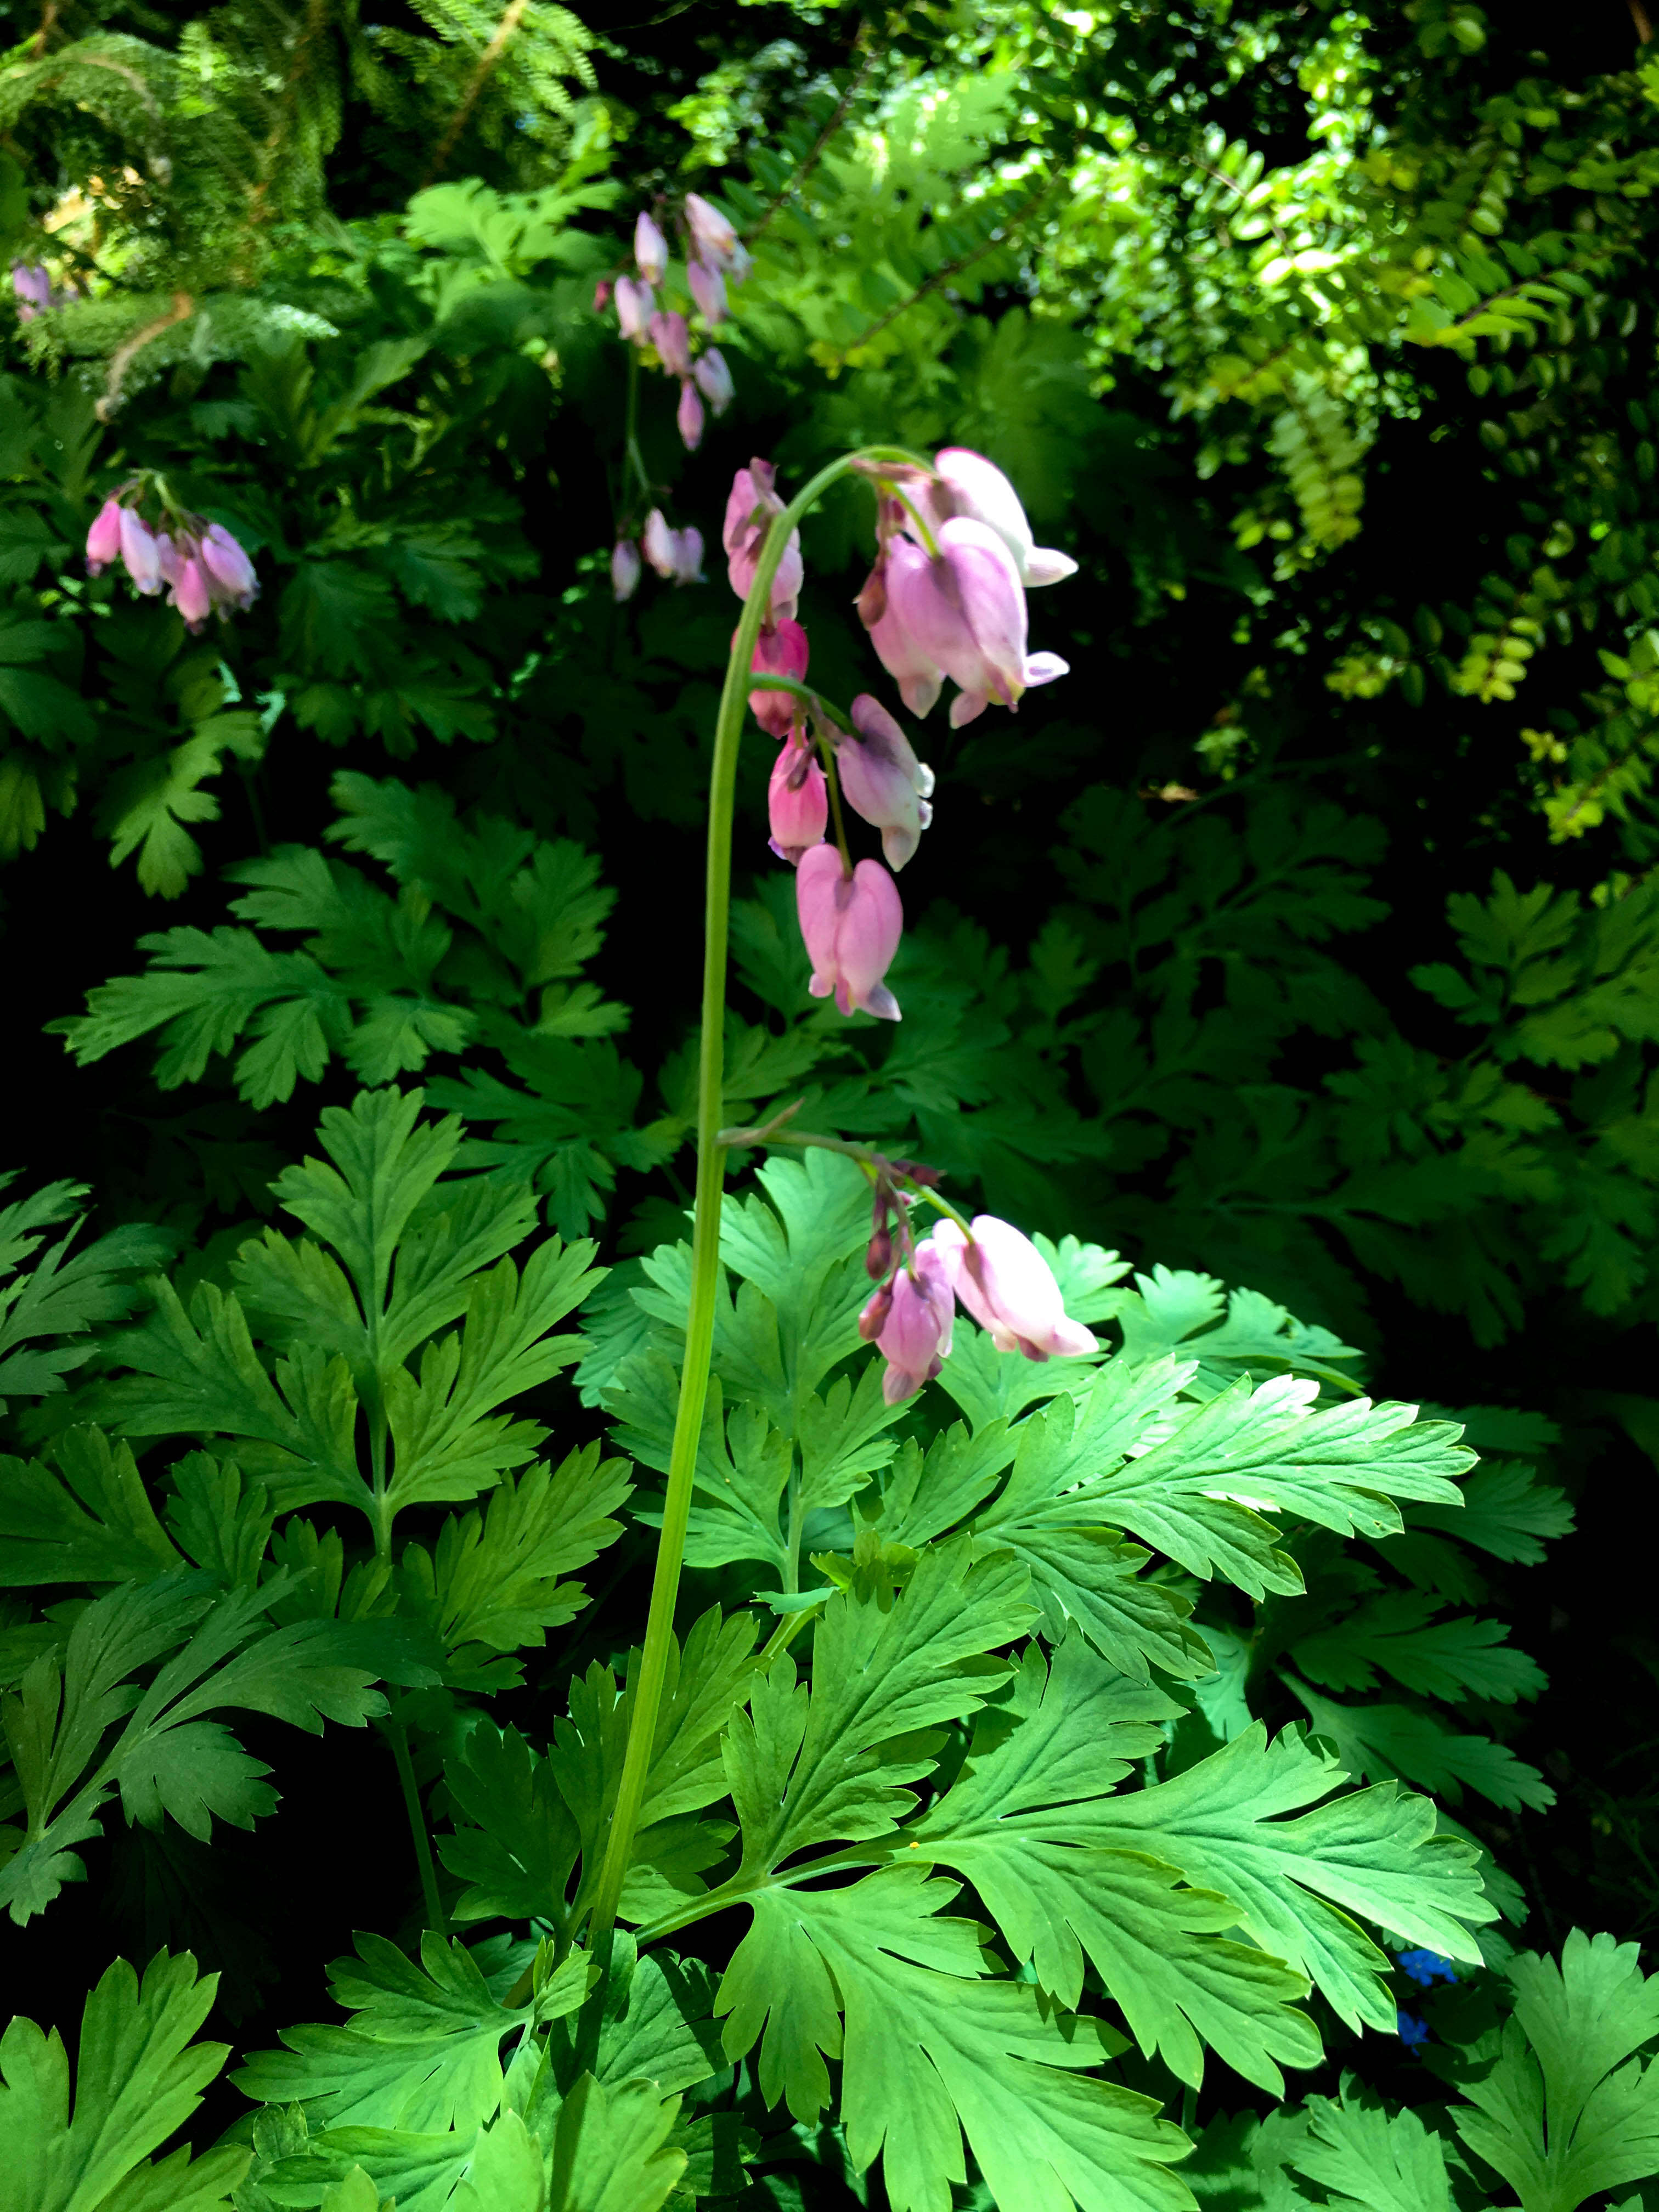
left=1398, top=1949, right=1458, bottom=1988
left=1397, top=2009, right=1430, bottom=2049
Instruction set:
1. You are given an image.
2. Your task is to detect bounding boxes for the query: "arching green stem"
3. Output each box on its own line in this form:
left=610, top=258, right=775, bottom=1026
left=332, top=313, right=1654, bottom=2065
left=580, top=444, right=931, bottom=1985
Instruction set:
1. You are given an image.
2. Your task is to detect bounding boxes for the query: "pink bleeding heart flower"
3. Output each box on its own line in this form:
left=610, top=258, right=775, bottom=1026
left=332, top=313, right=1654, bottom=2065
left=858, top=539, right=944, bottom=718
left=611, top=538, right=642, bottom=602
left=887, top=517, right=1069, bottom=727
left=748, top=617, right=809, bottom=738
left=911, top=449, right=1079, bottom=588
left=668, top=524, right=705, bottom=585
left=685, top=192, right=740, bottom=268
left=634, top=212, right=669, bottom=285
left=615, top=276, right=654, bottom=340
left=864, top=1243, right=955, bottom=1403
left=645, top=515, right=705, bottom=585
left=170, top=555, right=212, bottom=629
left=593, top=278, right=613, bottom=314
left=200, top=523, right=258, bottom=610
left=677, top=379, right=705, bottom=452
left=154, top=531, right=183, bottom=587
left=796, top=844, right=903, bottom=1021
left=723, top=460, right=803, bottom=621
left=649, top=310, right=692, bottom=379
left=838, top=694, right=934, bottom=871
left=687, top=259, right=727, bottom=325
left=768, top=735, right=827, bottom=865
left=86, top=496, right=124, bottom=575
left=929, top=1216, right=1097, bottom=1361
left=693, top=347, right=734, bottom=414
left=119, top=507, right=163, bottom=595
left=12, top=263, right=53, bottom=321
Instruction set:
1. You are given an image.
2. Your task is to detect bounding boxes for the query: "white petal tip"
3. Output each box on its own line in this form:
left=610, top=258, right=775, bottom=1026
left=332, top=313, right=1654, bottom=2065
left=1025, top=548, right=1079, bottom=586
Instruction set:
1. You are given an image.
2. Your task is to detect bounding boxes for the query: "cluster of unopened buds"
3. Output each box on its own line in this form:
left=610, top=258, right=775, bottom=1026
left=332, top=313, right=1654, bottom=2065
left=84, top=483, right=258, bottom=631
left=725, top=446, right=1074, bottom=1020
left=850, top=1159, right=1096, bottom=1403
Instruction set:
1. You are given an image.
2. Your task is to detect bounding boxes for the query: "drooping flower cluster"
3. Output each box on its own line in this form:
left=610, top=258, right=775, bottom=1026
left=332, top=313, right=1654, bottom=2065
left=604, top=194, right=746, bottom=478
left=856, top=1169, right=1096, bottom=1403
left=85, top=487, right=258, bottom=630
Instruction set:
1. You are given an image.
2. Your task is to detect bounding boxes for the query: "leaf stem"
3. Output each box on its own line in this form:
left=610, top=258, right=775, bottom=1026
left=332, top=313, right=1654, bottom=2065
left=384, top=1717, right=448, bottom=1936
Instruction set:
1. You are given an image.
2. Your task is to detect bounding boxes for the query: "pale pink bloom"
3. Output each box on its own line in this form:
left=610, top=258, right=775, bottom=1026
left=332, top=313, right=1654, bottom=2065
left=867, top=1244, right=955, bottom=1403
left=86, top=497, right=123, bottom=574
left=668, top=525, right=705, bottom=585
left=748, top=617, right=809, bottom=738
left=154, top=531, right=183, bottom=587
left=723, top=460, right=803, bottom=621
left=12, top=263, right=53, bottom=321
left=615, top=276, right=654, bottom=340
left=200, top=523, right=258, bottom=610
left=768, top=735, right=827, bottom=865
left=634, top=212, right=669, bottom=285
left=796, top=845, right=903, bottom=1021
left=685, top=193, right=739, bottom=268
left=645, top=514, right=704, bottom=584
left=887, top=517, right=1068, bottom=727
left=839, top=695, right=934, bottom=871
left=677, top=379, right=705, bottom=452
left=119, top=507, right=163, bottom=595
left=593, top=279, right=613, bottom=313
left=929, top=1217, right=1097, bottom=1361
left=913, top=450, right=1079, bottom=588
left=859, top=540, right=944, bottom=718
left=687, top=259, right=727, bottom=325
left=171, top=556, right=212, bottom=629
left=650, top=311, right=692, bottom=379
left=693, top=347, right=734, bottom=414
left=611, top=539, right=642, bottom=602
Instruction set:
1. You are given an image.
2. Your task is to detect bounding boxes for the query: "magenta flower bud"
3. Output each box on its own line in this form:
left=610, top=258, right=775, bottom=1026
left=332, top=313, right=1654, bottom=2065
left=873, top=1244, right=955, bottom=1403
left=650, top=310, right=692, bottom=379
left=634, top=212, right=669, bottom=284
left=917, top=449, right=1079, bottom=588
left=796, top=845, right=903, bottom=1021
left=687, top=259, right=727, bottom=325
left=839, top=695, right=935, bottom=871
left=200, top=522, right=258, bottom=610
left=724, top=460, right=803, bottom=620
left=858, top=1281, right=894, bottom=1342
left=693, top=347, right=735, bottom=415
left=593, top=278, right=613, bottom=313
left=768, top=735, right=827, bottom=865
left=887, top=517, right=1069, bottom=727
left=929, top=1217, right=1097, bottom=1362
left=865, top=1223, right=894, bottom=1280
left=86, top=496, right=123, bottom=575
left=860, top=541, right=944, bottom=718
left=119, top=507, right=163, bottom=595
left=748, top=617, right=809, bottom=738
left=611, top=538, right=642, bottom=602
left=677, top=378, right=705, bottom=453
left=171, top=555, right=212, bottom=629
left=615, top=276, right=654, bottom=340
left=685, top=192, right=739, bottom=267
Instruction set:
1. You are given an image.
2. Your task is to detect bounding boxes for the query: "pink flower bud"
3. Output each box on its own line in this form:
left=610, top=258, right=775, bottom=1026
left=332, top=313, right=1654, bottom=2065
left=839, top=695, right=934, bottom=871
left=616, top=276, right=654, bottom=340
left=171, top=555, right=212, bottom=629
left=649, top=311, right=692, bottom=379
left=685, top=192, right=739, bottom=268
left=872, top=1244, right=955, bottom=1403
left=119, top=507, right=163, bottom=595
left=611, top=538, right=642, bottom=601
left=768, top=735, right=827, bottom=865
left=913, top=449, right=1079, bottom=588
left=687, top=259, right=727, bottom=325
left=593, top=278, right=613, bottom=313
left=859, top=542, right=944, bottom=718
left=642, top=509, right=676, bottom=578
left=886, top=517, right=1069, bottom=727
left=748, top=617, right=809, bottom=738
left=693, top=347, right=734, bottom=414
left=796, top=845, right=903, bottom=1021
left=866, top=1224, right=894, bottom=1279
left=86, top=496, right=123, bottom=574
left=723, top=460, right=803, bottom=620
left=929, top=1217, right=1097, bottom=1361
left=634, top=212, right=669, bottom=284
left=154, top=531, right=183, bottom=587
left=858, top=1281, right=894, bottom=1341
left=200, top=522, right=258, bottom=610
left=671, top=526, right=704, bottom=585
left=677, top=378, right=705, bottom=452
